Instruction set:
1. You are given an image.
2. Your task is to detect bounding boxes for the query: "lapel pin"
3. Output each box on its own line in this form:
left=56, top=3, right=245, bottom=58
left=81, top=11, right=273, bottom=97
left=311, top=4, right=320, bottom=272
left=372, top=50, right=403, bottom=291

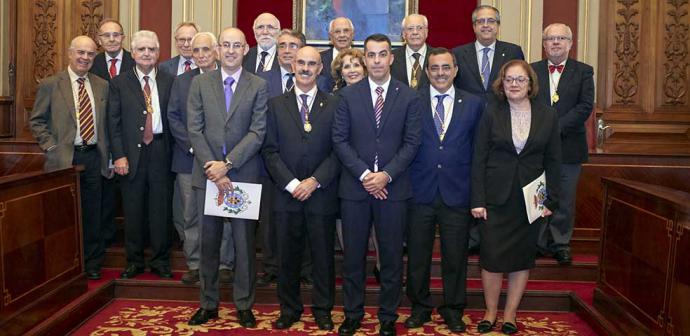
left=396, top=87, right=399, bottom=91
left=458, top=99, right=462, bottom=103
left=319, top=101, right=323, bottom=107
left=502, top=53, right=505, bottom=57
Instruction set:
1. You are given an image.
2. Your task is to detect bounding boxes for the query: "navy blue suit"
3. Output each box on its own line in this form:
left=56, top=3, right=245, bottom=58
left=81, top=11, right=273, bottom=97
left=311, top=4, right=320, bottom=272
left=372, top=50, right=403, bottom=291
left=406, top=87, right=483, bottom=318
left=317, top=47, right=336, bottom=93
left=332, top=77, right=421, bottom=322
left=167, top=68, right=199, bottom=174
left=258, top=67, right=286, bottom=99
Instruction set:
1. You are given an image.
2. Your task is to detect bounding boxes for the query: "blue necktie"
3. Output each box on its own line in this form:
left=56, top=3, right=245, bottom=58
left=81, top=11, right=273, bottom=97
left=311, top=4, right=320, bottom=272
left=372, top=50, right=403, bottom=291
left=481, top=47, right=491, bottom=89
left=299, top=94, right=309, bottom=123
left=224, top=77, right=235, bottom=113
left=434, top=94, right=448, bottom=137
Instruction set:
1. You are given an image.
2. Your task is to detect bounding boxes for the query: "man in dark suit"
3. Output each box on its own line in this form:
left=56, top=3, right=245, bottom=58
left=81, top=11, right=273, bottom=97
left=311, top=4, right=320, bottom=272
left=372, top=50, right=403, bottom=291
left=404, top=48, right=483, bottom=333
left=391, top=14, right=432, bottom=90
left=108, top=30, right=175, bottom=279
left=256, top=29, right=313, bottom=287
left=30, top=36, right=109, bottom=280
left=186, top=27, right=268, bottom=328
left=532, top=23, right=594, bottom=265
left=262, top=46, right=340, bottom=331
left=90, top=18, right=136, bottom=248
left=243, top=12, right=281, bottom=74
left=159, top=22, right=199, bottom=76
left=452, top=5, right=524, bottom=252
left=333, top=34, right=422, bottom=336
left=317, top=17, right=354, bottom=93
left=452, top=5, right=524, bottom=101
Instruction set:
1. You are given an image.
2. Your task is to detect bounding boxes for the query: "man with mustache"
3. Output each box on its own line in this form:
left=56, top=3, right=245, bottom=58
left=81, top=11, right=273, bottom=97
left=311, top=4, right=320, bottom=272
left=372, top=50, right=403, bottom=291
left=404, top=48, right=484, bottom=333
left=262, top=46, right=340, bottom=331
left=391, top=14, right=433, bottom=90
left=243, top=12, right=281, bottom=74
left=317, top=17, right=355, bottom=93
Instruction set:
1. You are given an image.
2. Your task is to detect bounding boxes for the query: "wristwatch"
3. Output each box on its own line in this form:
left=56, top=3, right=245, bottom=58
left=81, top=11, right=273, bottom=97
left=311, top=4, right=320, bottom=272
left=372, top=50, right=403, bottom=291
left=224, top=157, right=233, bottom=170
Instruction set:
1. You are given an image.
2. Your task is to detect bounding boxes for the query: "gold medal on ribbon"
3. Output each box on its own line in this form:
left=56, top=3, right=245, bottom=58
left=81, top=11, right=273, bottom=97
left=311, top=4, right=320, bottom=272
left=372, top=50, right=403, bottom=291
left=552, top=92, right=559, bottom=103
left=304, top=121, right=312, bottom=133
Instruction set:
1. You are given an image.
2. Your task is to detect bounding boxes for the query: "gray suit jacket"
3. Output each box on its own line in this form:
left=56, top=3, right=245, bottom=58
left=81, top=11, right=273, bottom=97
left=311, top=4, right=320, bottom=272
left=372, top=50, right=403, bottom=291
left=159, top=55, right=182, bottom=76
left=29, top=70, right=110, bottom=176
left=187, top=68, right=268, bottom=188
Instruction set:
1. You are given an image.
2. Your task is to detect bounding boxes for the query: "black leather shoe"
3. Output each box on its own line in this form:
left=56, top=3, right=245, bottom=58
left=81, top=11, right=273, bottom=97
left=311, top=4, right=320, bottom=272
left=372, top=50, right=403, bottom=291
left=338, top=317, right=361, bottom=335
left=256, top=272, right=277, bottom=287
left=181, top=269, right=199, bottom=285
left=477, top=319, right=496, bottom=333
left=373, top=266, right=381, bottom=284
left=120, top=265, right=145, bottom=279
left=315, top=314, right=334, bottom=330
left=554, top=249, right=573, bottom=265
left=380, top=320, right=397, bottom=336
left=237, top=309, right=256, bottom=328
left=404, top=312, right=431, bottom=328
left=86, top=270, right=101, bottom=280
left=275, top=314, right=300, bottom=329
left=443, top=315, right=466, bottom=333
left=501, top=321, right=519, bottom=334
left=150, top=265, right=173, bottom=278
left=188, top=308, right=218, bottom=325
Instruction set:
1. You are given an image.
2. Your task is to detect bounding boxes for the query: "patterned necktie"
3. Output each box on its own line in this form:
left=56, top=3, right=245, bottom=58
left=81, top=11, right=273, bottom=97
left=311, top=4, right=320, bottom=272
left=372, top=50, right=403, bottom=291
left=548, top=64, right=564, bottom=73
left=374, top=86, right=384, bottom=171
left=410, top=52, right=421, bottom=89
left=108, top=59, right=118, bottom=78
left=434, top=94, right=448, bottom=138
left=299, top=94, right=309, bottom=124
left=481, top=47, right=491, bottom=89
left=76, top=77, right=95, bottom=144
left=224, top=77, right=235, bottom=113
left=184, top=59, right=192, bottom=72
left=142, top=76, right=153, bottom=145
left=285, top=73, right=295, bottom=92
left=258, top=51, right=269, bottom=72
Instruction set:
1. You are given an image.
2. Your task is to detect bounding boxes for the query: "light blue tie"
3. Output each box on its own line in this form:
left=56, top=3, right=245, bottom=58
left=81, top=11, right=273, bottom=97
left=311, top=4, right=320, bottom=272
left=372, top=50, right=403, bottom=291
left=481, top=47, right=491, bottom=89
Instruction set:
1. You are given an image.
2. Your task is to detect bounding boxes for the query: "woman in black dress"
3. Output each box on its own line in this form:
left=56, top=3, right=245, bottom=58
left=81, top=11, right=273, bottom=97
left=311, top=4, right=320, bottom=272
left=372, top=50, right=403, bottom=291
left=470, top=59, right=561, bottom=334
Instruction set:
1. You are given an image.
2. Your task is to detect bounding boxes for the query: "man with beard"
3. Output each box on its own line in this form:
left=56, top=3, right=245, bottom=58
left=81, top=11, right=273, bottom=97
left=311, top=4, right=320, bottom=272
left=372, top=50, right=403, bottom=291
left=317, top=17, right=355, bottom=93
left=243, top=12, right=281, bottom=73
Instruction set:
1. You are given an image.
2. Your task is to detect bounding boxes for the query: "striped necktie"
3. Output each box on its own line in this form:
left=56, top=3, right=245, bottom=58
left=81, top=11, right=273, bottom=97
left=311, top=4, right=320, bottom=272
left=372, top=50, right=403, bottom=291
left=76, top=77, right=95, bottom=144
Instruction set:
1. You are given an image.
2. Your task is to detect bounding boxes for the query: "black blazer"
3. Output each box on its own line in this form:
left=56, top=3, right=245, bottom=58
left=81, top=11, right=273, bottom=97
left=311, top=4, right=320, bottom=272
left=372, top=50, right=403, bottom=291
left=452, top=40, right=524, bottom=100
left=471, top=99, right=561, bottom=211
left=108, top=68, right=174, bottom=179
left=262, top=89, right=340, bottom=214
left=90, top=50, right=136, bottom=81
left=242, top=46, right=280, bottom=74
left=531, top=58, right=594, bottom=164
left=317, top=47, right=336, bottom=93
left=390, top=45, right=431, bottom=89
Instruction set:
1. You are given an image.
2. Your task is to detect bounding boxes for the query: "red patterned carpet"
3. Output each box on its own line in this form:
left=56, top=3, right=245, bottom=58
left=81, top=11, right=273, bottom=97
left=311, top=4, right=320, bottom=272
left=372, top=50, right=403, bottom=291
left=71, top=299, right=600, bottom=335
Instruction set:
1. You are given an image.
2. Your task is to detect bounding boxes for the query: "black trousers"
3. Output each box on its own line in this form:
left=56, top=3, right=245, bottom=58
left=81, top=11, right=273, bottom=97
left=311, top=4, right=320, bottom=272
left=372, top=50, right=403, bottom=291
left=73, top=148, right=103, bottom=272
left=119, top=137, right=171, bottom=269
left=276, top=210, right=336, bottom=318
left=100, top=175, right=119, bottom=246
left=406, top=195, right=471, bottom=317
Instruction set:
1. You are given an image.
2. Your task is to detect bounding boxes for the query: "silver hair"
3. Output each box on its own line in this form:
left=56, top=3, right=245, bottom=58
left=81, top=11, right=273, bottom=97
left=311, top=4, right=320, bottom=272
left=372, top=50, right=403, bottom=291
left=191, top=31, right=217, bottom=46
left=542, top=23, right=573, bottom=39
left=329, top=17, right=354, bottom=32
left=471, top=5, right=501, bottom=24
left=131, top=30, right=160, bottom=50
left=401, top=14, right=428, bottom=28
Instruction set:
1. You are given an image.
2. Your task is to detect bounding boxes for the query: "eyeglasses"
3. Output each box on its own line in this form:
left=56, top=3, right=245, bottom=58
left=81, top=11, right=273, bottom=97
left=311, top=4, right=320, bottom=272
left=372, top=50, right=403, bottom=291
left=255, top=24, right=278, bottom=32
left=503, top=76, right=529, bottom=85
left=98, top=32, right=124, bottom=39
left=404, top=25, right=427, bottom=32
left=278, top=42, right=300, bottom=50
left=219, top=42, right=245, bottom=50
left=331, top=28, right=352, bottom=35
left=543, top=36, right=572, bottom=42
left=474, top=18, right=498, bottom=25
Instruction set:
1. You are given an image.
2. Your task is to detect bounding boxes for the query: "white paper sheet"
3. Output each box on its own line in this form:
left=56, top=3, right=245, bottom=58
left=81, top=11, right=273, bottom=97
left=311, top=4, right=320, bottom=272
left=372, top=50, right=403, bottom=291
left=522, top=172, right=547, bottom=224
left=204, top=180, right=262, bottom=220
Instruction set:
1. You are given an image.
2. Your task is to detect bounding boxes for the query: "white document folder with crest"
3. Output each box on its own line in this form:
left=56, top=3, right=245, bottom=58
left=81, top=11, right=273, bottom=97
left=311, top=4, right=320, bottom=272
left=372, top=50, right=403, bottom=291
left=522, top=172, right=547, bottom=224
left=204, top=180, right=262, bottom=220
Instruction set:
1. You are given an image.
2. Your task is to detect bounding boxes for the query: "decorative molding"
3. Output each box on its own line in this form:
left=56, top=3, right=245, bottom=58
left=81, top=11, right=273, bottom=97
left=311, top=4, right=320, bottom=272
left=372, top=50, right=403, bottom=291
left=32, top=0, right=57, bottom=84
left=79, top=0, right=104, bottom=39
left=662, top=0, right=688, bottom=105
left=612, top=0, right=641, bottom=105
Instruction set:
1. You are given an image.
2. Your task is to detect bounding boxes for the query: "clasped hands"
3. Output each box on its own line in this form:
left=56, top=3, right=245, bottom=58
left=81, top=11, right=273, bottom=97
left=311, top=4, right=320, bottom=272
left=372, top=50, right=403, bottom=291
left=363, top=172, right=389, bottom=200
left=204, top=161, right=233, bottom=194
left=291, top=177, right=319, bottom=201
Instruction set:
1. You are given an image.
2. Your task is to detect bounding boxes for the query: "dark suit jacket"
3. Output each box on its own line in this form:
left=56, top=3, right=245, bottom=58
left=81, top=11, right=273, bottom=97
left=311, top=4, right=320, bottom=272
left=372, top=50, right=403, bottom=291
left=29, top=71, right=110, bottom=176
left=262, top=90, right=340, bottom=214
left=317, top=47, right=336, bottom=93
left=258, top=66, right=286, bottom=99
left=471, top=99, right=561, bottom=211
left=332, top=77, right=422, bottom=201
left=410, top=88, right=484, bottom=208
left=452, top=40, right=524, bottom=100
left=90, top=50, right=136, bottom=81
left=390, top=45, right=431, bottom=89
left=242, top=46, right=280, bottom=74
left=159, top=55, right=192, bottom=77
left=531, top=58, right=594, bottom=164
left=187, top=68, right=268, bottom=188
left=108, top=68, right=174, bottom=180
left=167, top=68, right=201, bottom=174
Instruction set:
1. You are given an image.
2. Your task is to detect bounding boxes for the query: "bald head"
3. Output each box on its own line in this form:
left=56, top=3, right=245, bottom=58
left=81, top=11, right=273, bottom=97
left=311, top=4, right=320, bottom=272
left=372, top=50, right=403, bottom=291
left=253, top=12, right=280, bottom=49
left=218, top=27, right=248, bottom=73
left=293, top=46, right=322, bottom=92
left=68, top=36, right=97, bottom=76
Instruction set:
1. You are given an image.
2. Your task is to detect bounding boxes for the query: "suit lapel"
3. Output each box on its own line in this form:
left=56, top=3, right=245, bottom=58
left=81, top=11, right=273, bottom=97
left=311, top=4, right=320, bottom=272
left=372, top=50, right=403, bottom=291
left=490, top=42, right=506, bottom=85
left=357, top=80, right=377, bottom=130
left=555, top=59, right=575, bottom=102
left=378, top=80, right=401, bottom=134
left=124, top=70, right=147, bottom=108
left=419, top=89, right=439, bottom=144
left=58, top=72, right=77, bottom=123
left=443, top=90, right=466, bottom=142
left=207, top=70, right=226, bottom=121
left=309, top=90, right=330, bottom=124
left=283, top=90, right=303, bottom=132
left=227, top=69, right=250, bottom=121
left=534, top=60, right=551, bottom=105
left=464, top=45, right=483, bottom=89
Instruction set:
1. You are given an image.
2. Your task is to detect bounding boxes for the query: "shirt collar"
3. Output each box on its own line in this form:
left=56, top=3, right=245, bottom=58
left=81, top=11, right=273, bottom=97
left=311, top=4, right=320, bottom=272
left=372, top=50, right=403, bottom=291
left=294, top=84, right=317, bottom=98
left=259, top=44, right=277, bottom=56
left=67, top=66, right=88, bottom=83
left=221, top=67, right=242, bottom=84
left=368, top=76, right=391, bottom=93
left=429, top=85, right=455, bottom=100
left=135, top=66, right=157, bottom=81
left=105, top=49, right=123, bottom=63
left=280, top=66, right=292, bottom=78
left=406, top=44, right=427, bottom=59
left=475, top=40, right=496, bottom=52
left=199, top=63, right=218, bottom=74
left=547, top=58, right=568, bottom=67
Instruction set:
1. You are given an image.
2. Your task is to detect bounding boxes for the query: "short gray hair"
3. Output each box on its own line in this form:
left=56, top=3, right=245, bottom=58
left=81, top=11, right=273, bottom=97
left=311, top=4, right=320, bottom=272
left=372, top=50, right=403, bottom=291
left=401, top=14, right=428, bottom=28
left=191, top=31, right=217, bottom=46
left=131, top=30, right=160, bottom=50
left=329, top=17, right=354, bottom=32
left=542, top=23, right=573, bottom=39
left=471, top=5, right=501, bottom=24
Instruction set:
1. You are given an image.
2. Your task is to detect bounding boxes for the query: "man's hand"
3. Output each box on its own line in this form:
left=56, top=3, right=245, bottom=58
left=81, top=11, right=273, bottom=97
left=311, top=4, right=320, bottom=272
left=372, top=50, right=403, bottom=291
left=113, top=157, right=129, bottom=176
left=471, top=207, right=487, bottom=220
left=214, top=176, right=233, bottom=194
left=542, top=206, right=553, bottom=217
left=371, top=188, right=388, bottom=200
left=362, top=172, right=389, bottom=193
left=292, top=177, right=319, bottom=201
left=204, top=161, right=228, bottom=181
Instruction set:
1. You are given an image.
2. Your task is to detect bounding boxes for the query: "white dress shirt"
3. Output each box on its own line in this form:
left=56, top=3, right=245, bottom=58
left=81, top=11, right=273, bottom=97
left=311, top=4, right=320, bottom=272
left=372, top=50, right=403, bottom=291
left=175, top=56, right=197, bottom=76
left=475, top=40, right=496, bottom=77
left=105, top=49, right=124, bottom=76
left=134, top=67, right=162, bottom=134
left=255, top=45, right=277, bottom=72
left=68, top=67, right=97, bottom=145
left=548, top=59, right=567, bottom=103
left=405, top=44, right=427, bottom=84
left=429, top=85, right=456, bottom=141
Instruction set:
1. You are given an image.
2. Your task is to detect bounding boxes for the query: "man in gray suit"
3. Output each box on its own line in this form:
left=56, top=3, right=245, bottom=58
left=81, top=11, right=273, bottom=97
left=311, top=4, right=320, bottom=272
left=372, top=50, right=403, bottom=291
left=29, top=36, right=109, bottom=280
left=186, top=27, right=268, bottom=328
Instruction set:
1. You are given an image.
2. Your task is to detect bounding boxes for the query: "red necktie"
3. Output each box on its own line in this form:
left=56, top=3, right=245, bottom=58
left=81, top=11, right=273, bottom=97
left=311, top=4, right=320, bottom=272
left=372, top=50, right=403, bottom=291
left=76, top=78, right=95, bottom=144
left=548, top=64, right=564, bottom=73
left=184, top=60, right=192, bottom=72
left=109, top=59, right=118, bottom=78
left=142, top=76, right=154, bottom=145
